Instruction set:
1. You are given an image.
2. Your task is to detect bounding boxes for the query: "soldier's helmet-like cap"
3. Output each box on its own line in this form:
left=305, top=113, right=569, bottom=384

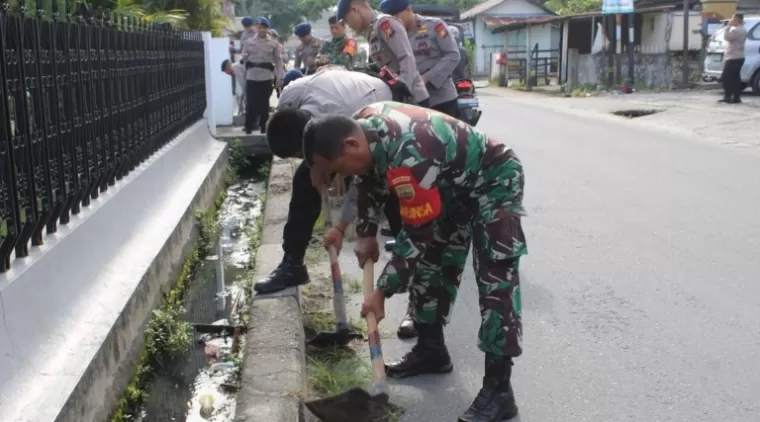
left=282, top=69, right=304, bottom=88
left=336, top=0, right=351, bottom=20
left=328, top=16, right=342, bottom=25
left=294, top=22, right=312, bottom=36
left=257, top=16, right=271, bottom=28
left=241, top=16, right=255, bottom=27
left=379, top=0, right=409, bottom=15
left=269, top=29, right=279, bottom=38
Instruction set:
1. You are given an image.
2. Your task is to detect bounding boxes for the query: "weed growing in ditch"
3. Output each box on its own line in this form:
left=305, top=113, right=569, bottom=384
left=343, top=274, right=362, bottom=294
left=144, top=305, right=193, bottom=367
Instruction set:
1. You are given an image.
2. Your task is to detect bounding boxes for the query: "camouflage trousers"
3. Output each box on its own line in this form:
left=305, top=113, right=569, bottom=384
left=405, top=163, right=527, bottom=358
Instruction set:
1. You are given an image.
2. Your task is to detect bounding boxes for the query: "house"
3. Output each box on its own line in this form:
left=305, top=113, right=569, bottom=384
left=460, top=0, right=558, bottom=76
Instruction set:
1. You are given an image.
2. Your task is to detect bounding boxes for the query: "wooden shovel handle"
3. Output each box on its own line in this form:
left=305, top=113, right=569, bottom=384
left=363, top=262, right=389, bottom=393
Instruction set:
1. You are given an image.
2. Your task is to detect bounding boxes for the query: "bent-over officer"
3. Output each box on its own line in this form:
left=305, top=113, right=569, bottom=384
left=380, top=0, right=460, bottom=116
left=241, top=17, right=284, bottom=134
left=254, top=67, right=402, bottom=295
left=294, top=22, right=322, bottom=75
left=317, top=16, right=358, bottom=69
left=336, top=0, right=429, bottom=106
left=303, top=101, right=527, bottom=422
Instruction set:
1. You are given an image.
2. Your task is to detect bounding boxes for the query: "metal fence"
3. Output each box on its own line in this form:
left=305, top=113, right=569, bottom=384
left=0, top=1, right=206, bottom=272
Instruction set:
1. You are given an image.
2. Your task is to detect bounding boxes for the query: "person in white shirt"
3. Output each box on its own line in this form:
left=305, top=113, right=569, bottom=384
left=720, top=14, right=748, bottom=104
left=221, top=59, right=247, bottom=115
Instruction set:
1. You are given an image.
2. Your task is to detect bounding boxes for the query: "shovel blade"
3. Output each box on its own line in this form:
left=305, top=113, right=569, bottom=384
left=307, top=329, right=363, bottom=348
left=306, top=388, right=400, bottom=422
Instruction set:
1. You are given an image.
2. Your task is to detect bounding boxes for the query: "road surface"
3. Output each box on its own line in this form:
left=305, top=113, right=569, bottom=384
left=338, top=89, right=760, bottom=422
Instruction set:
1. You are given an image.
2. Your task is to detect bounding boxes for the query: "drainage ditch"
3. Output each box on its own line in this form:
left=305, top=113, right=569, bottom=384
left=111, top=152, right=270, bottom=422
left=611, top=109, right=662, bottom=118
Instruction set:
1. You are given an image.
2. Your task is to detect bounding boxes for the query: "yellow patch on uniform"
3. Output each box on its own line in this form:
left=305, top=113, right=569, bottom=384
left=418, top=24, right=428, bottom=34
left=394, top=183, right=415, bottom=199
left=435, top=22, right=448, bottom=39
left=379, top=19, right=395, bottom=38
left=343, top=38, right=357, bottom=56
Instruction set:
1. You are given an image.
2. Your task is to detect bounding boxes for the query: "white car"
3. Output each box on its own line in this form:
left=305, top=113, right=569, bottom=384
left=703, top=16, right=760, bottom=94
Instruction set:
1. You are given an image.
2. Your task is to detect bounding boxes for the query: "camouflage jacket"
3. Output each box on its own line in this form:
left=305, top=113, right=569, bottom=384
left=319, top=35, right=357, bottom=69
left=353, top=101, right=524, bottom=296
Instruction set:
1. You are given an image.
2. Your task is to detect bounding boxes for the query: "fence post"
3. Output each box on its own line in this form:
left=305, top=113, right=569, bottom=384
left=567, top=48, right=579, bottom=93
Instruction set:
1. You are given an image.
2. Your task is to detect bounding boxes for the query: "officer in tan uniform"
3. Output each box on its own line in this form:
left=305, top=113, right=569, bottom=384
left=380, top=0, right=460, bottom=117
left=269, top=29, right=289, bottom=98
left=294, top=23, right=322, bottom=75
left=336, top=0, right=429, bottom=106
left=241, top=16, right=284, bottom=134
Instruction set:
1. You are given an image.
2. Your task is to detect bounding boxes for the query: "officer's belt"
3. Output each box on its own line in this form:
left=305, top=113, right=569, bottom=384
left=246, top=62, right=275, bottom=71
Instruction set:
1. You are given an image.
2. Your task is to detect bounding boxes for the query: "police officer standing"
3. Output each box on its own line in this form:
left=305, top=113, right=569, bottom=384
left=336, top=0, right=429, bottom=106
left=269, top=29, right=289, bottom=98
left=380, top=0, right=460, bottom=117
left=294, top=23, right=322, bottom=75
left=239, top=16, right=256, bottom=45
left=316, top=16, right=358, bottom=69
left=241, top=17, right=284, bottom=134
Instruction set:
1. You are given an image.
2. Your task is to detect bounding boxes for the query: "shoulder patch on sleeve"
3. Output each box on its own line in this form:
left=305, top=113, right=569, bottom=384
left=434, top=22, right=448, bottom=39
left=386, top=167, right=441, bottom=225
left=343, top=38, right=357, bottom=56
left=379, top=19, right=395, bottom=39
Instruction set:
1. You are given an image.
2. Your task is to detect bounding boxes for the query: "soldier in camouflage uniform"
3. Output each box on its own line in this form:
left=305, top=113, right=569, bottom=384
left=304, top=101, right=526, bottom=422
left=316, top=16, right=358, bottom=69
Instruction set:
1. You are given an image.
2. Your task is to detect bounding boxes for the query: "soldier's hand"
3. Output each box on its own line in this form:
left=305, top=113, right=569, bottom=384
left=323, top=226, right=345, bottom=254
left=275, top=78, right=282, bottom=89
left=360, top=289, right=386, bottom=323
left=355, top=236, right=379, bottom=268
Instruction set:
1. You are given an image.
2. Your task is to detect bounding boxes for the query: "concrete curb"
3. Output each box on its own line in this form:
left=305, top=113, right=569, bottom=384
left=236, top=157, right=306, bottom=422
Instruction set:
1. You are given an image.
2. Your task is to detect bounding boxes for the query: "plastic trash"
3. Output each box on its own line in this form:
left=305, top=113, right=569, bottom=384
left=199, top=394, right=215, bottom=419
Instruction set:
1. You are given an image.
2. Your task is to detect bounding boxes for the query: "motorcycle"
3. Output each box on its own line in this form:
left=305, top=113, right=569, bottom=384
left=455, top=78, right=482, bottom=126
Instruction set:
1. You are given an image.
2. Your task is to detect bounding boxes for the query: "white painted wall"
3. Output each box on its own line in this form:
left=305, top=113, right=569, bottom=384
left=472, top=0, right=554, bottom=73
left=639, top=11, right=702, bottom=53
left=204, top=33, right=235, bottom=133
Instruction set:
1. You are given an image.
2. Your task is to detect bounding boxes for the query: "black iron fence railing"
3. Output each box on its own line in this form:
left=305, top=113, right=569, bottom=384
left=0, top=0, right=206, bottom=273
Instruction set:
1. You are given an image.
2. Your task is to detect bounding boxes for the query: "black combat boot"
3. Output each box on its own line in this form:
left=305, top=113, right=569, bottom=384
left=384, top=240, right=395, bottom=252
left=385, top=323, right=453, bottom=379
left=458, top=355, right=519, bottom=422
left=396, top=301, right=418, bottom=339
left=253, top=254, right=309, bottom=294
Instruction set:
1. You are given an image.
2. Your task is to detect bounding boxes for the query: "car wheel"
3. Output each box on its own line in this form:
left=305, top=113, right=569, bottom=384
left=752, top=70, right=760, bottom=95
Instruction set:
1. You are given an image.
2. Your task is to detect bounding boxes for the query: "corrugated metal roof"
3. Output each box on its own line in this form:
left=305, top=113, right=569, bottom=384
left=461, top=0, right=505, bottom=19
left=483, top=15, right=559, bottom=28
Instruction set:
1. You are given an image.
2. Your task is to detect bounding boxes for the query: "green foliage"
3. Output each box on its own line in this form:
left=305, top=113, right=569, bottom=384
left=144, top=305, right=193, bottom=367
left=543, top=0, right=601, bottom=15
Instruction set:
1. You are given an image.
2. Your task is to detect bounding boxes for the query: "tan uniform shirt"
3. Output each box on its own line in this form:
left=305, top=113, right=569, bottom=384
left=409, top=15, right=460, bottom=106
left=295, top=38, right=323, bottom=71
left=367, top=12, right=429, bottom=104
left=241, top=35, right=285, bottom=82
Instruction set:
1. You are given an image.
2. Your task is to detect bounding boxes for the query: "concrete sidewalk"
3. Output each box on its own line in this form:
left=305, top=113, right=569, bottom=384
left=482, top=87, right=760, bottom=149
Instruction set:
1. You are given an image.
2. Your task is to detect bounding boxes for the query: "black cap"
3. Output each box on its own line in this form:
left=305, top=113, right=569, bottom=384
left=221, top=59, right=230, bottom=72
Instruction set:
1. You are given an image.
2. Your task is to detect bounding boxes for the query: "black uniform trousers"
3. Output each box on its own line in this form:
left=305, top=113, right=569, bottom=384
left=721, top=58, right=745, bottom=101
left=245, top=79, right=274, bottom=132
left=283, top=161, right=403, bottom=261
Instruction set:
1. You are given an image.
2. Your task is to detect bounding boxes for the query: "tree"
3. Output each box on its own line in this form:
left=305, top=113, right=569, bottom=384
left=543, top=0, right=601, bottom=15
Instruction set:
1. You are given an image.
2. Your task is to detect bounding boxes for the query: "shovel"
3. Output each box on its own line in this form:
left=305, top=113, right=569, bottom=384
left=305, top=262, right=402, bottom=422
left=306, top=189, right=363, bottom=348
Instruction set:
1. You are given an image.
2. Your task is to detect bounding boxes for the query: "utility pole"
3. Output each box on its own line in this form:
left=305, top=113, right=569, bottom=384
left=628, top=12, right=634, bottom=88
left=682, top=0, right=690, bottom=85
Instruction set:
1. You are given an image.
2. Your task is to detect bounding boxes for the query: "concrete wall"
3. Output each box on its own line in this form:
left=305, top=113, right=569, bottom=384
left=204, top=33, right=235, bottom=130
left=0, top=121, right=228, bottom=422
left=576, top=52, right=702, bottom=89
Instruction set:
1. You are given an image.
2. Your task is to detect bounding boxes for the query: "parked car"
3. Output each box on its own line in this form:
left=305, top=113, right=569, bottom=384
left=703, top=16, right=760, bottom=94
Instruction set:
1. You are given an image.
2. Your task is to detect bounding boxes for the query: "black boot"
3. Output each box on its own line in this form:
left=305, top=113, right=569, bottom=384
left=253, top=255, right=309, bottom=294
left=384, top=240, right=395, bottom=252
left=396, top=301, right=418, bottom=339
left=385, top=323, right=453, bottom=379
left=458, top=355, right=519, bottom=422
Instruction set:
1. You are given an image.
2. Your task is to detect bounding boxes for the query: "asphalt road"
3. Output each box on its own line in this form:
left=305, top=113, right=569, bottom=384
left=338, top=89, right=760, bottom=422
